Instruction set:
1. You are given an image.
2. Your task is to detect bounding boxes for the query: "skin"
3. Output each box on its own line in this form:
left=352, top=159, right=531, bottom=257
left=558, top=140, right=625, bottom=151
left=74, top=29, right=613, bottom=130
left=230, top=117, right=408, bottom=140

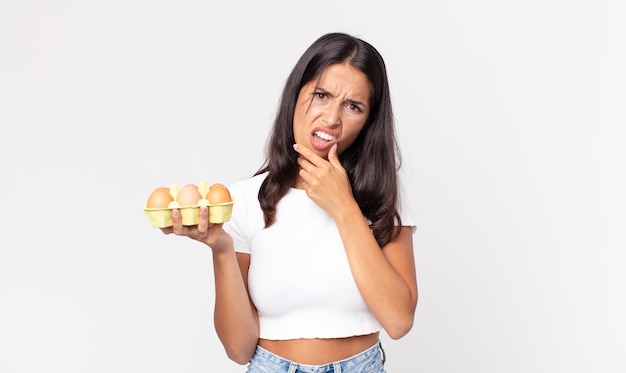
left=292, top=63, right=371, bottom=163
left=161, top=62, right=418, bottom=365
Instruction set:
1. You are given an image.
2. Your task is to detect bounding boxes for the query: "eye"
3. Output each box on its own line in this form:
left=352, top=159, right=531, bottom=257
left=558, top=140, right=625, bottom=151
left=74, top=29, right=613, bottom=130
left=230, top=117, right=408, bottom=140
left=314, top=91, right=328, bottom=100
left=347, top=103, right=363, bottom=113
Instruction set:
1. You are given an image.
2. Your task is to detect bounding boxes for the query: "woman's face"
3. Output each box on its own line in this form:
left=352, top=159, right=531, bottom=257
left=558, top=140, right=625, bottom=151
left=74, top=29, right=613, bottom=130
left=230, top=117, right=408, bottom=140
left=293, top=62, right=372, bottom=159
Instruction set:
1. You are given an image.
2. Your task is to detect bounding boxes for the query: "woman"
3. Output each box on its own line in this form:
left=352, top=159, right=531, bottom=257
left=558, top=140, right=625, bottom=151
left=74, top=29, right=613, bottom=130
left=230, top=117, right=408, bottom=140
left=162, top=32, right=417, bottom=372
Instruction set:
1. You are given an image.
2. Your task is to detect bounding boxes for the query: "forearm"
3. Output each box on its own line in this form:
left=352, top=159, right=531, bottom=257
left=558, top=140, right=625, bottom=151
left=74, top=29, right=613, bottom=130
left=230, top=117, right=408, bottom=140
left=334, top=204, right=417, bottom=339
left=212, top=250, right=259, bottom=364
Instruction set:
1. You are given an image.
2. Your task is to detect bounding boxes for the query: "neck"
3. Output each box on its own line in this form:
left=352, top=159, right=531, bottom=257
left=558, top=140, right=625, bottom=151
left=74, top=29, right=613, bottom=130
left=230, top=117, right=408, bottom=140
left=293, top=176, right=306, bottom=190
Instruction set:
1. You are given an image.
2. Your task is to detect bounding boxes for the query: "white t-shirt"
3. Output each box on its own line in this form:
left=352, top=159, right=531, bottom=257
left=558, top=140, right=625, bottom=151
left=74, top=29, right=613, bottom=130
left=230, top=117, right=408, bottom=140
left=223, top=172, right=415, bottom=340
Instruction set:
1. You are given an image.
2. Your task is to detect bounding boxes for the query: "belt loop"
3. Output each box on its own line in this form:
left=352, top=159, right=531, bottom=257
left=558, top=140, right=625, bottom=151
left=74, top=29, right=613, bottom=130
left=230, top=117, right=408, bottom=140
left=287, top=362, right=297, bottom=373
left=333, top=362, right=342, bottom=373
left=379, top=341, right=386, bottom=364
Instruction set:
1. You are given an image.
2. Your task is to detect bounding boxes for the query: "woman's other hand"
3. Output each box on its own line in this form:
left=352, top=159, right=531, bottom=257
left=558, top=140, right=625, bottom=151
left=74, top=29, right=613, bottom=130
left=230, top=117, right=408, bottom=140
left=160, top=206, right=233, bottom=252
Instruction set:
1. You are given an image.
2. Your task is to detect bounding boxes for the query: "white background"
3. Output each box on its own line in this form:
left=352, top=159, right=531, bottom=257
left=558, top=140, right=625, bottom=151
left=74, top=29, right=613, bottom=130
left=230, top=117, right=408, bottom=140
left=1, top=1, right=625, bottom=372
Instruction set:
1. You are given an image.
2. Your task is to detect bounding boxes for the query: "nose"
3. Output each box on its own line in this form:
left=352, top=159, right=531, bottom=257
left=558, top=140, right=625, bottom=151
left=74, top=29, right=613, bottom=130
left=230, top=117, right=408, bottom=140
left=322, top=103, right=341, bottom=128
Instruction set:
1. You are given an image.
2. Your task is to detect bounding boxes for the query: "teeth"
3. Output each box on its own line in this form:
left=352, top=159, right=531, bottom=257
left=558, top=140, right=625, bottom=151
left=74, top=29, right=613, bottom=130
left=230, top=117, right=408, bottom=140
left=314, top=131, right=335, bottom=141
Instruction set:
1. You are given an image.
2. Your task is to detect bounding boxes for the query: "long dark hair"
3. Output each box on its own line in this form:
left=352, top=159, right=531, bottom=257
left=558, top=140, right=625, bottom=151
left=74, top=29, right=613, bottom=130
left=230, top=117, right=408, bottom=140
left=255, top=32, right=402, bottom=247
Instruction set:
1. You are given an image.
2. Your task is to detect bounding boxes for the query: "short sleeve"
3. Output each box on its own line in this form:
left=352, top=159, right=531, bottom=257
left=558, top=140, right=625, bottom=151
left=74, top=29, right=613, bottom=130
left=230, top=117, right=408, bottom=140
left=222, top=182, right=251, bottom=254
left=221, top=174, right=267, bottom=255
left=397, top=180, right=417, bottom=235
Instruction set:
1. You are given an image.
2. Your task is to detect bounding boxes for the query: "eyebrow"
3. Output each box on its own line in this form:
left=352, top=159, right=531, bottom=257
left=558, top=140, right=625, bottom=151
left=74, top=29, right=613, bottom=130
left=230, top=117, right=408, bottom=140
left=346, top=98, right=367, bottom=108
left=314, top=86, right=367, bottom=108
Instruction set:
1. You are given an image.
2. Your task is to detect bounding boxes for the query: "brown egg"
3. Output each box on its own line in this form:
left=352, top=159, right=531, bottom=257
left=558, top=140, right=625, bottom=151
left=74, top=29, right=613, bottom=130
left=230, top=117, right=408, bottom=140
left=177, top=184, right=202, bottom=206
left=146, top=187, right=173, bottom=208
left=209, top=183, right=228, bottom=190
left=206, top=184, right=232, bottom=204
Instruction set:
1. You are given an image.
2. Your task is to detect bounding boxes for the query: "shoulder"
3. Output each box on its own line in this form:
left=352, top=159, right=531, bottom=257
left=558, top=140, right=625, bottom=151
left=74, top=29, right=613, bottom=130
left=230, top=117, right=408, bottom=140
left=225, top=172, right=267, bottom=223
left=222, top=173, right=267, bottom=253
left=227, top=172, right=267, bottom=198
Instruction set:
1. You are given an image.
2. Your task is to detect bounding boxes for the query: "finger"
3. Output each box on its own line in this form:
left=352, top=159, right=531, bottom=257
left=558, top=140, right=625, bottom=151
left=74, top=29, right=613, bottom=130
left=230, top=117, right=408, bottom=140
left=197, top=206, right=209, bottom=234
left=328, top=143, right=340, bottom=167
left=171, top=208, right=184, bottom=235
left=297, top=156, right=316, bottom=177
left=293, top=143, right=325, bottom=167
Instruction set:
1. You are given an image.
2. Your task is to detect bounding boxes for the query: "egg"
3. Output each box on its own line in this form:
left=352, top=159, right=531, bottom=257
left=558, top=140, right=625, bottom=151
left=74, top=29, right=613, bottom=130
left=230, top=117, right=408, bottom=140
left=146, top=187, right=173, bottom=208
left=209, top=183, right=228, bottom=190
left=177, top=183, right=202, bottom=206
left=206, top=184, right=232, bottom=204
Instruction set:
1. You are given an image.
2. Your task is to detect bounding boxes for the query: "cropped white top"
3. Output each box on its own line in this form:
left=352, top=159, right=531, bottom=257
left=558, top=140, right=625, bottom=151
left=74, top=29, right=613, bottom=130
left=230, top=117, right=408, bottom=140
left=223, top=172, right=415, bottom=340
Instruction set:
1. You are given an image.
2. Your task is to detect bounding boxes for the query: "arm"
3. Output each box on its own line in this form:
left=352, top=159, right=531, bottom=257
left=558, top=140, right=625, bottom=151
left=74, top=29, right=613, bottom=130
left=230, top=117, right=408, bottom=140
left=294, top=144, right=418, bottom=339
left=161, top=207, right=259, bottom=364
left=334, top=217, right=417, bottom=339
left=212, top=250, right=259, bottom=363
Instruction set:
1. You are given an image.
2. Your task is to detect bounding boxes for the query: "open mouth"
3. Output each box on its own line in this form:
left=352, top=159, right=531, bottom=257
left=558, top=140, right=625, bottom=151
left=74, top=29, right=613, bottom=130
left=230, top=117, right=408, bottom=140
left=314, top=131, right=336, bottom=141
left=310, top=130, right=337, bottom=151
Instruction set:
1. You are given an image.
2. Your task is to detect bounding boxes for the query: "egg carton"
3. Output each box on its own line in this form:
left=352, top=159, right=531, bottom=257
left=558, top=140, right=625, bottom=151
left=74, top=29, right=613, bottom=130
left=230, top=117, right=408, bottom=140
left=143, top=183, right=235, bottom=228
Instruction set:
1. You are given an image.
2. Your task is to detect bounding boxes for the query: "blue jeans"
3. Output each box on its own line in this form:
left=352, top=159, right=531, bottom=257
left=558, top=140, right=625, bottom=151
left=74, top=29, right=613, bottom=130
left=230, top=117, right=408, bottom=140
left=246, top=340, right=386, bottom=373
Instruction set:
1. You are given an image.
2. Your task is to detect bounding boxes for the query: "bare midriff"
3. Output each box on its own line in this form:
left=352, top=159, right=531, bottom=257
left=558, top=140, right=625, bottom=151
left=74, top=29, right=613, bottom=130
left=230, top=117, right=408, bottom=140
left=258, top=332, right=380, bottom=365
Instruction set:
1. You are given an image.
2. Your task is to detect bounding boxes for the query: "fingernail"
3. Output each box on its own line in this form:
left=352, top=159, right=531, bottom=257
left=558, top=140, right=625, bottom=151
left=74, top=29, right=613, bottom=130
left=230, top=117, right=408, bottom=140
left=172, top=209, right=179, bottom=217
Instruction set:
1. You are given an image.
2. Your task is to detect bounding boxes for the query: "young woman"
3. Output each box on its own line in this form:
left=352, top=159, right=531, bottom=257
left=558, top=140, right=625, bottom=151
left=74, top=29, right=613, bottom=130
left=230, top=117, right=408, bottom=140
left=161, top=32, right=418, bottom=372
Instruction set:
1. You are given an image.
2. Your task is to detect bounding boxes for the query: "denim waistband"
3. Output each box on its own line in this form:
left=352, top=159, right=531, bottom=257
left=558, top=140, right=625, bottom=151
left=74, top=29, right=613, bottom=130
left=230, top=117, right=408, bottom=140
left=248, top=340, right=385, bottom=373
